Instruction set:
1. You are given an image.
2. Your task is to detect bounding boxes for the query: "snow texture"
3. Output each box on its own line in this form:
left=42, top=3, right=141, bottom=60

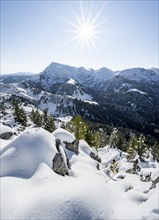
left=1, top=128, right=159, bottom=220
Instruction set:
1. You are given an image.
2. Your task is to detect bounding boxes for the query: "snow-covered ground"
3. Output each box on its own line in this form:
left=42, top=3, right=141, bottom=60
left=0, top=128, right=159, bottom=220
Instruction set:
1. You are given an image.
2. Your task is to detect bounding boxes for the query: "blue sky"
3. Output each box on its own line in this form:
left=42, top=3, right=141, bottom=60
left=1, top=0, right=158, bottom=73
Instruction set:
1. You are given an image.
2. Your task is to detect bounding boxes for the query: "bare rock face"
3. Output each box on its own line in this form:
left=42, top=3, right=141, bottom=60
left=64, top=140, right=79, bottom=154
left=52, top=152, right=69, bottom=176
left=90, top=152, right=101, bottom=163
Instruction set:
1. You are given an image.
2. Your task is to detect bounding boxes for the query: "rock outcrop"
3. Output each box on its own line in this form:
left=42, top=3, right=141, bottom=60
left=52, top=138, right=69, bottom=176
left=52, top=152, right=69, bottom=176
left=90, top=152, right=101, bottom=163
left=64, top=139, right=79, bottom=154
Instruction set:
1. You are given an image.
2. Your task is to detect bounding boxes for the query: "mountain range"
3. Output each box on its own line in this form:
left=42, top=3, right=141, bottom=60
left=0, top=62, right=159, bottom=137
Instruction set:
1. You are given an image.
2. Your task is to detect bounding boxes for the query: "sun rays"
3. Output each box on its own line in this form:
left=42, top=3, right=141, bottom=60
left=63, top=2, right=105, bottom=53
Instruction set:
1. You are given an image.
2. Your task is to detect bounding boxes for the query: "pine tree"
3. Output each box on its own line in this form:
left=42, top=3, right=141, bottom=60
left=127, top=135, right=138, bottom=161
left=30, top=108, right=43, bottom=127
left=43, top=108, right=48, bottom=127
left=93, top=131, right=101, bottom=150
left=109, top=128, right=118, bottom=148
left=30, top=108, right=35, bottom=122
left=127, top=134, right=148, bottom=161
left=12, top=99, right=27, bottom=126
left=151, top=141, right=159, bottom=162
left=44, top=114, right=55, bottom=133
left=70, top=115, right=90, bottom=141
left=85, top=129, right=97, bottom=146
left=137, top=134, right=148, bottom=160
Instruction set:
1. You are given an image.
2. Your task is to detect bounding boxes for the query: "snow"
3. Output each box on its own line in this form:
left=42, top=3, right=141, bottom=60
left=95, top=67, right=114, bottom=82
left=1, top=128, right=159, bottom=220
left=0, top=123, right=14, bottom=135
left=57, top=116, right=73, bottom=123
left=73, top=90, right=92, bottom=101
left=83, top=99, right=98, bottom=105
left=127, top=88, right=147, bottom=95
left=67, top=78, right=77, bottom=85
left=0, top=128, right=57, bottom=178
left=53, top=128, right=75, bottom=143
left=119, top=67, right=159, bottom=82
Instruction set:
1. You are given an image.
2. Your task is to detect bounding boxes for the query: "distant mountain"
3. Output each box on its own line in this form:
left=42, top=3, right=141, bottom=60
left=0, top=72, right=34, bottom=84
left=0, top=62, right=159, bottom=137
left=32, top=62, right=115, bottom=91
left=118, top=68, right=159, bottom=82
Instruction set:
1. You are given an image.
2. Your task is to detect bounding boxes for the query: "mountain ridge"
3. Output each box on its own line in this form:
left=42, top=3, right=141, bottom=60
left=0, top=62, right=159, bottom=137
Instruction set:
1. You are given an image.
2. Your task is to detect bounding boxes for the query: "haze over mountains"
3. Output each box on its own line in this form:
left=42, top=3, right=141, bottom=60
left=0, top=62, right=159, bottom=137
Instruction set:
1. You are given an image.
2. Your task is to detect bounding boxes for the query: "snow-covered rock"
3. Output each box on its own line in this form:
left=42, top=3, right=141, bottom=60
left=53, top=128, right=75, bottom=143
left=0, top=128, right=57, bottom=178
left=0, top=123, right=14, bottom=139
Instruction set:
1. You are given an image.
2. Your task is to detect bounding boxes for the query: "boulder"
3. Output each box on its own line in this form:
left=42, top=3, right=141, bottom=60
left=90, top=152, right=101, bottom=163
left=52, top=152, right=69, bottom=176
left=0, top=132, right=13, bottom=140
left=64, top=139, right=79, bottom=154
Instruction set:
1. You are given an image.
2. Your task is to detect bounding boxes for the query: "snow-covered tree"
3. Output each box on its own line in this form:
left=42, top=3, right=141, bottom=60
left=127, top=134, right=148, bottom=161
left=127, top=135, right=138, bottom=160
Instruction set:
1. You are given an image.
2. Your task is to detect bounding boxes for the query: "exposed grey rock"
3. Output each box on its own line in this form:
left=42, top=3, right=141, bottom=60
left=52, top=152, right=69, bottom=176
left=117, top=175, right=125, bottom=179
left=90, top=152, right=101, bottom=163
left=126, top=159, right=141, bottom=174
left=55, top=139, right=61, bottom=152
left=96, top=163, right=100, bottom=170
left=0, top=132, right=13, bottom=140
left=64, top=139, right=79, bottom=154
left=140, top=172, right=152, bottom=182
left=150, top=176, right=159, bottom=189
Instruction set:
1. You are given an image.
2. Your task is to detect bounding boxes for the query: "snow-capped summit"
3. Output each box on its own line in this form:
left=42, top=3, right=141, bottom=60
left=33, top=62, right=115, bottom=89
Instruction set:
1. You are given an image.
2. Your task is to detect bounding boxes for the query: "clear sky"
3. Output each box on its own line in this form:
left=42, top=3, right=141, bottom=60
left=1, top=0, right=159, bottom=74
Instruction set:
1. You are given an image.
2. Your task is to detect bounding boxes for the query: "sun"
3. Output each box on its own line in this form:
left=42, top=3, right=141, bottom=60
left=79, top=24, right=93, bottom=40
left=71, top=17, right=99, bottom=50
left=73, top=19, right=98, bottom=49
left=64, top=3, right=104, bottom=51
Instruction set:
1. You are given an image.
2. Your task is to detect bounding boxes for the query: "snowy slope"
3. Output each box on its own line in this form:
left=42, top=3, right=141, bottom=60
left=119, top=68, right=159, bottom=82
left=56, top=79, right=92, bottom=101
left=1, top=128, right=159, bottom=220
